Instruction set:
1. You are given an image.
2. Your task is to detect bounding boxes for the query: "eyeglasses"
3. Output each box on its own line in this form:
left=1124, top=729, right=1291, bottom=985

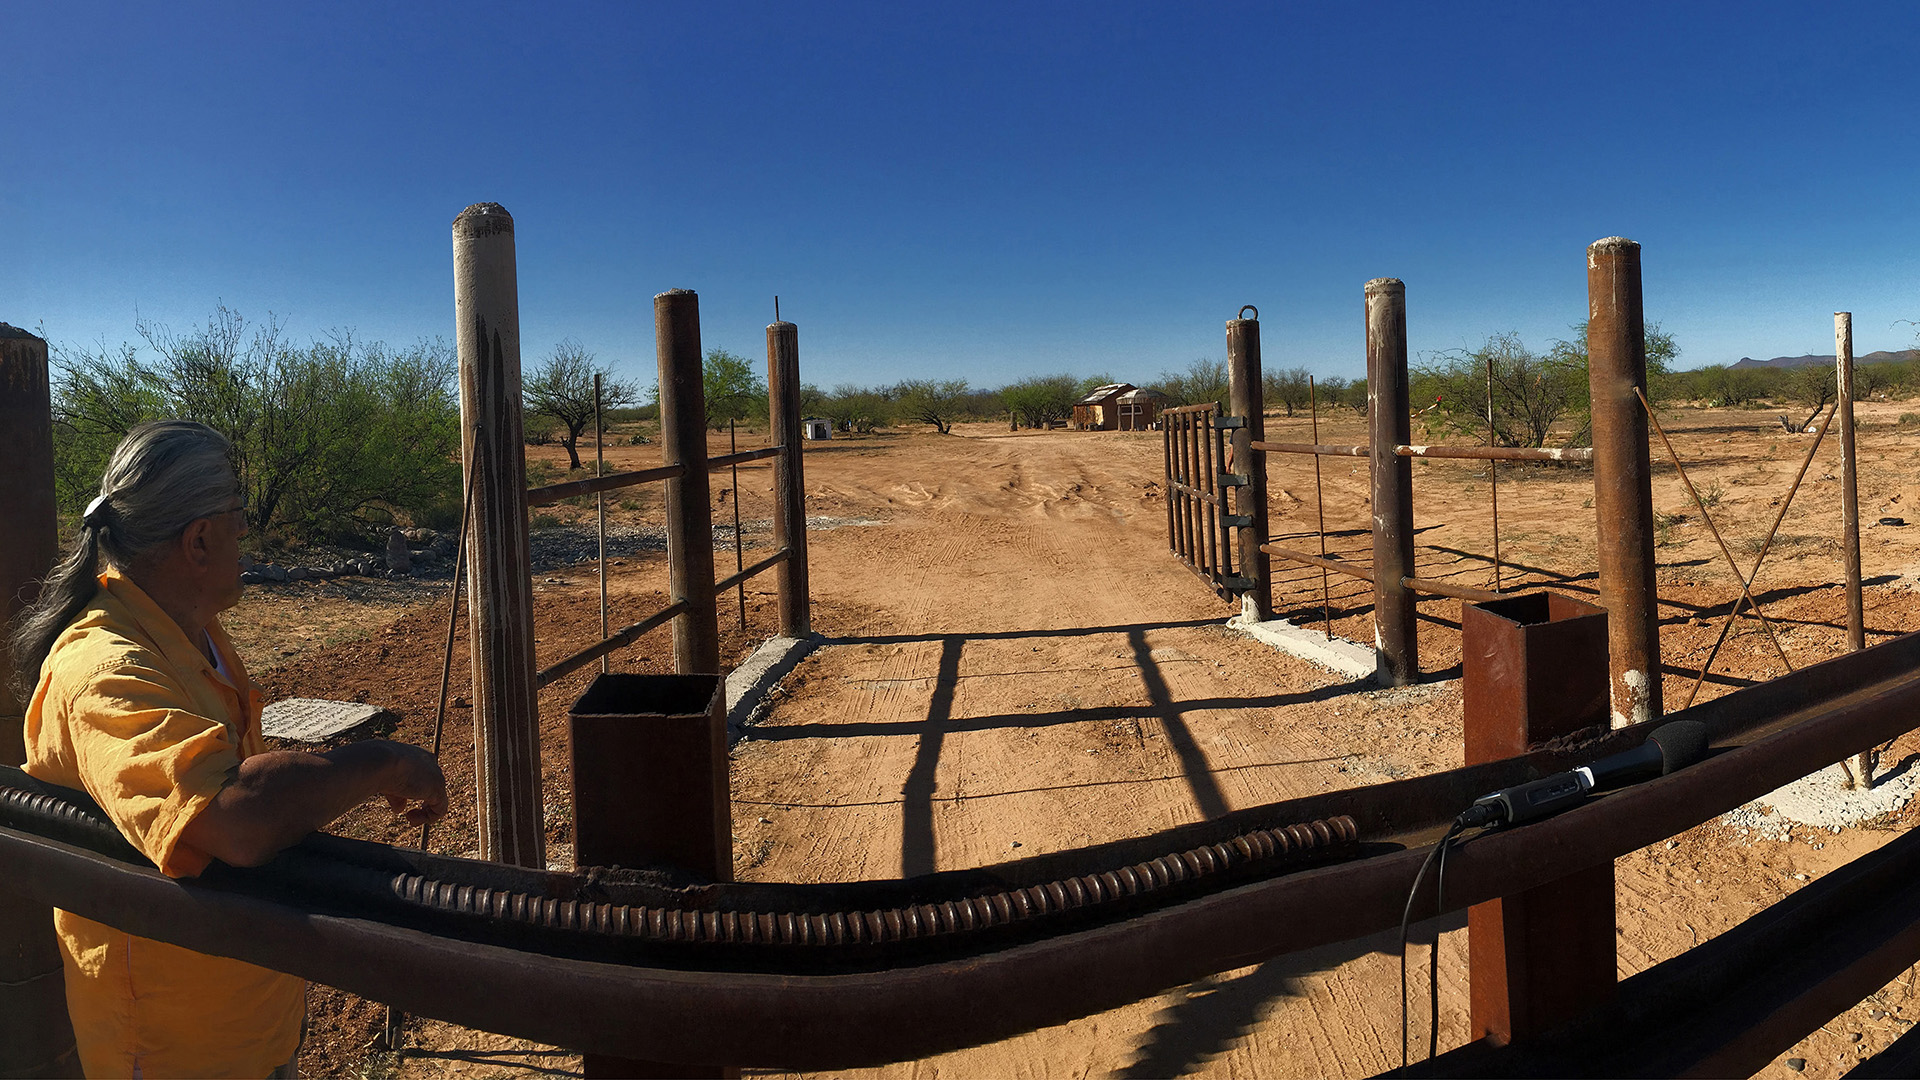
left=203, top=491, right=248, bottom=522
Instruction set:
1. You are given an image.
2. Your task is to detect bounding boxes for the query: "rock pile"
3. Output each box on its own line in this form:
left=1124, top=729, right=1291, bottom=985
left=240, top=528, right=458, bottom=586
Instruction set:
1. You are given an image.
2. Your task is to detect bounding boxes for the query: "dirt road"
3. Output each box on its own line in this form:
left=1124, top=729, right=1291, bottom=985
left=237, top=412, right=1920, bottom=1078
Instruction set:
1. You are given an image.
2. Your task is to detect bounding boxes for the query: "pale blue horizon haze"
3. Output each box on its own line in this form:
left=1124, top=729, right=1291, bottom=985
left=6, top=2, right=1920, bottom=391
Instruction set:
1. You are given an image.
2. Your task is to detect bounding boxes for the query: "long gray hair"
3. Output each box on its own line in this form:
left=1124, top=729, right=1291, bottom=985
left=8, top=421, right=241, bottom=701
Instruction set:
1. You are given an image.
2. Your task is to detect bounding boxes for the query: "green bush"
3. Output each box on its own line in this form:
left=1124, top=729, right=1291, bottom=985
left=50, top=308, right=460, bottom=548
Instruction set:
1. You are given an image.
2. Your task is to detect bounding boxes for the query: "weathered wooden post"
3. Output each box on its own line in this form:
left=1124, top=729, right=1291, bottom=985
left=656, top=289, right=721, bottom=675
left=1227, top=310, right=1272, bottom=620
left=1367, top=278, right=1418, bottom=684
left=1586, top=237, right=1662, bottom=729
left=1463, top=593, right=1616, bottom=1044
left=767, top=319, right=811, bottom=638
left=452, top=203, right=546, bottom=867
left=0, top=324, right=81, bottom=1077
left=1837, top=312, right=1870, bottom=788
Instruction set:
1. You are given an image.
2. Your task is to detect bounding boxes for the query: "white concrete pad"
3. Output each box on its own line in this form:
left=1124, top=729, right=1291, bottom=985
left=726, top=634, right=824, bottom=741
left=1226, top=611, right=1379, bottom=683
left=261, top=698, right=388, bottom=742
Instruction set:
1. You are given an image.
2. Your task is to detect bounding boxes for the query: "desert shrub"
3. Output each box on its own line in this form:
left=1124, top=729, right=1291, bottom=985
left=1900, top=412, right=1920, bottom=427
left=51, top=308, right=459, bottom=548
left=1000, top=374, right=1080, bottom=428
left=1148, top=359, right=1229, bottom=407
left=524, top=459, right=561, bottom=489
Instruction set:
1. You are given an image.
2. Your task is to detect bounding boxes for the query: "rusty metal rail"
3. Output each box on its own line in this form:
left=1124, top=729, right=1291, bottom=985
left=3, top=628, right=1915, bottom=1067
left=535, top=601, right=689, bottom=689
left=1415, top=814, right=1920, bottom=1077
left=526, top=448, right=780, bottom=509
left=527, top=463, right=685, bottom=508
left=1260, top=544, right=1506, bottom=605
left=1261, top=543, right=1374, bottom=582
left=713, top=548, right=789, bottom=596
left=1251, top=440, right=1594, bottom=464
left=1402, top=576, right=1505, bottom=604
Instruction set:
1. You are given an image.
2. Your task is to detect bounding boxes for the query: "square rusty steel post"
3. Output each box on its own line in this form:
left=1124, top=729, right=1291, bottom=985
left=1463, top=592, right=1616, bottom=1046
left=569, top=673, right=735, bottom=1078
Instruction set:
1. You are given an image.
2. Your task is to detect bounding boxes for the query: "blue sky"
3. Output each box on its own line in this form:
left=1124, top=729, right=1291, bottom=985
left=6, top=2, right=1919, bottom=390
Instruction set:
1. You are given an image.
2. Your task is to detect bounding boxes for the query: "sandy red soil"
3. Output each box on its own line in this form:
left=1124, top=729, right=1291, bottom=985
left=223, top=405, right=1920, bottom=1079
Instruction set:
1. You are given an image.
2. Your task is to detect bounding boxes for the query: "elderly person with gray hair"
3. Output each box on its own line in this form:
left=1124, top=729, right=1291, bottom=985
left=11, top=420, right=447, bottom=1078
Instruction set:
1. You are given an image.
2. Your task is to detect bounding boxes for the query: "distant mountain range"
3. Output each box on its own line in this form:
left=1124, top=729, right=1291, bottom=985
left=1729, top=349, right=1920, bottom=369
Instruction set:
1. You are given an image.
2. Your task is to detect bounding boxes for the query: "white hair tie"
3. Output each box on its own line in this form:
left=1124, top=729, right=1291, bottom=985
left=83, top=494, right=111, bottom=526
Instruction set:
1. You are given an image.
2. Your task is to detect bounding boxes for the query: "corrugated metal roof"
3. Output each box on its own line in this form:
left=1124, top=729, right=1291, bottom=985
left=1114, top=388, right=1165, bottom=403
left=1074, top=383, right=1135, bottom=405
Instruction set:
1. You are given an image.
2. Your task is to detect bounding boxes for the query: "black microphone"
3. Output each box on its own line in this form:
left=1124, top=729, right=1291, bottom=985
left=1457, top=720, right=1710, bottom=828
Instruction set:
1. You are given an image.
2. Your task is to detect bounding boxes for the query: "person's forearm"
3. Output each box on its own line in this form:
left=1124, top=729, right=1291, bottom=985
left=185, top=743, right=406, bottom=867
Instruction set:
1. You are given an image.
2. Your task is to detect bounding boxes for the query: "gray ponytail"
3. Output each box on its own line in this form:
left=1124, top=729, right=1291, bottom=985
left=7, top=421, right=240, bottom=701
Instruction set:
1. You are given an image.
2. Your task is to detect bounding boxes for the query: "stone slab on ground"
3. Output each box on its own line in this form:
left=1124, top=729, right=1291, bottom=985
left=262, top=698, right=389, bottom=742
left=1226, top=612, right=1380, bottom=683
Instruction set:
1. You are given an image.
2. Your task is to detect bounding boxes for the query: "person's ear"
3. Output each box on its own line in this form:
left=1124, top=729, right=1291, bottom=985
left=179, top=516, right=216, bottom=570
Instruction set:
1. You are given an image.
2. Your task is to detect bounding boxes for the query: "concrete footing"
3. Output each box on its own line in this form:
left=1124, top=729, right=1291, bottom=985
left=726, top=634, right=824, bottom=740
left=1226, top=608, right=1378, bottom=682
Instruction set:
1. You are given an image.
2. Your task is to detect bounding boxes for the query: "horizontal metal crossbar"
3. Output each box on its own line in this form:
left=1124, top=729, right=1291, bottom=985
left=1169, top=480, right=1222, bottom=506
left=714, top=548, right=790, bottom=595
left=1262, top=542, right=1374, bottom=582
left=1402, top=575, right=1505, bottom=604
left=1248, top=440, right=1595, bottom=463
left=707, top=446, right=782, bottom=470
left=535, top=600, right=690, bottom=688
left=524, top=448, right=785, bottom=508
left=527, top=463, right=685, bottom=507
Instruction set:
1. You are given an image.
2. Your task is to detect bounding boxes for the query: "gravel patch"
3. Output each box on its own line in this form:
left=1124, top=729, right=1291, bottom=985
left=1718, top=756, right=1920, bottom=835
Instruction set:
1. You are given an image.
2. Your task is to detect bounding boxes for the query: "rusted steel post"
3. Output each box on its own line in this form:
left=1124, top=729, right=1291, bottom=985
left=1162, top=421, right=1176, bottom=553
left=1463, top=592, right=1616, bottom=1045
left=569, top=674, right=735, bottom=1078
left=1199, top=409, right=1214, bottom=577
left=0, top=324, right=81, bottom=1078
left=766, top=320, right=811, bottom=638
left=1228, top=313, right=1273, bottom=619
left=656, top=290, right=721, bottom=675
left=0, top=327, right=57, bottom=764
left=1367, top=278, right=1418, bottom=684
left=1837, top=312, right=1870, bottom=789
left=451, top=204, right=546, bottom=868
left=1586, top=237, right=1662, bottom=728
left=596, top=373, right=609, bottom=674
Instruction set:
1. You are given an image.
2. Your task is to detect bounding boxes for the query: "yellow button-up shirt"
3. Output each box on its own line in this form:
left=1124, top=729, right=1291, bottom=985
left=23, top=569, right=304, bottom=1078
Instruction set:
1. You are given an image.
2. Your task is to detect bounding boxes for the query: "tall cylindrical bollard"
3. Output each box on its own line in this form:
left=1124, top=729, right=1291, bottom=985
left=452, top=203, right=546, bottom=868
left=1366, top=279, right=1418, bottom=685
left=767, top=321, right=811, bottom=638
left=657, top=290, right=721, bottom=676
left=1586, top=237, right=1662, bottom=729
left=1837, top=312, right=1870, bottom=789
left=1227, top=314, right=1272, bottom=620
left=1836, top=313, right=1864, bottom=651
left=0, top=324, right=81, bottom=1078
left=0, top=326, right=58, bottom=764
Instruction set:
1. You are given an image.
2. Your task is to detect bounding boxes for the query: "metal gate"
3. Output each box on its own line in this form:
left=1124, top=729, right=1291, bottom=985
left=1162, top=402, right=1248, bottom=602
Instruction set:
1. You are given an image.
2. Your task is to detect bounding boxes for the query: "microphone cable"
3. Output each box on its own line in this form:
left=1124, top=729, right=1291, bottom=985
left=1399, top=816, right=1470, bottom=1072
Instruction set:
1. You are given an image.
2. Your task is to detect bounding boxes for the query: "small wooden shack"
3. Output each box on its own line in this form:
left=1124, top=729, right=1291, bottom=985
left=1072, top=383, right=1165, bottom=431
